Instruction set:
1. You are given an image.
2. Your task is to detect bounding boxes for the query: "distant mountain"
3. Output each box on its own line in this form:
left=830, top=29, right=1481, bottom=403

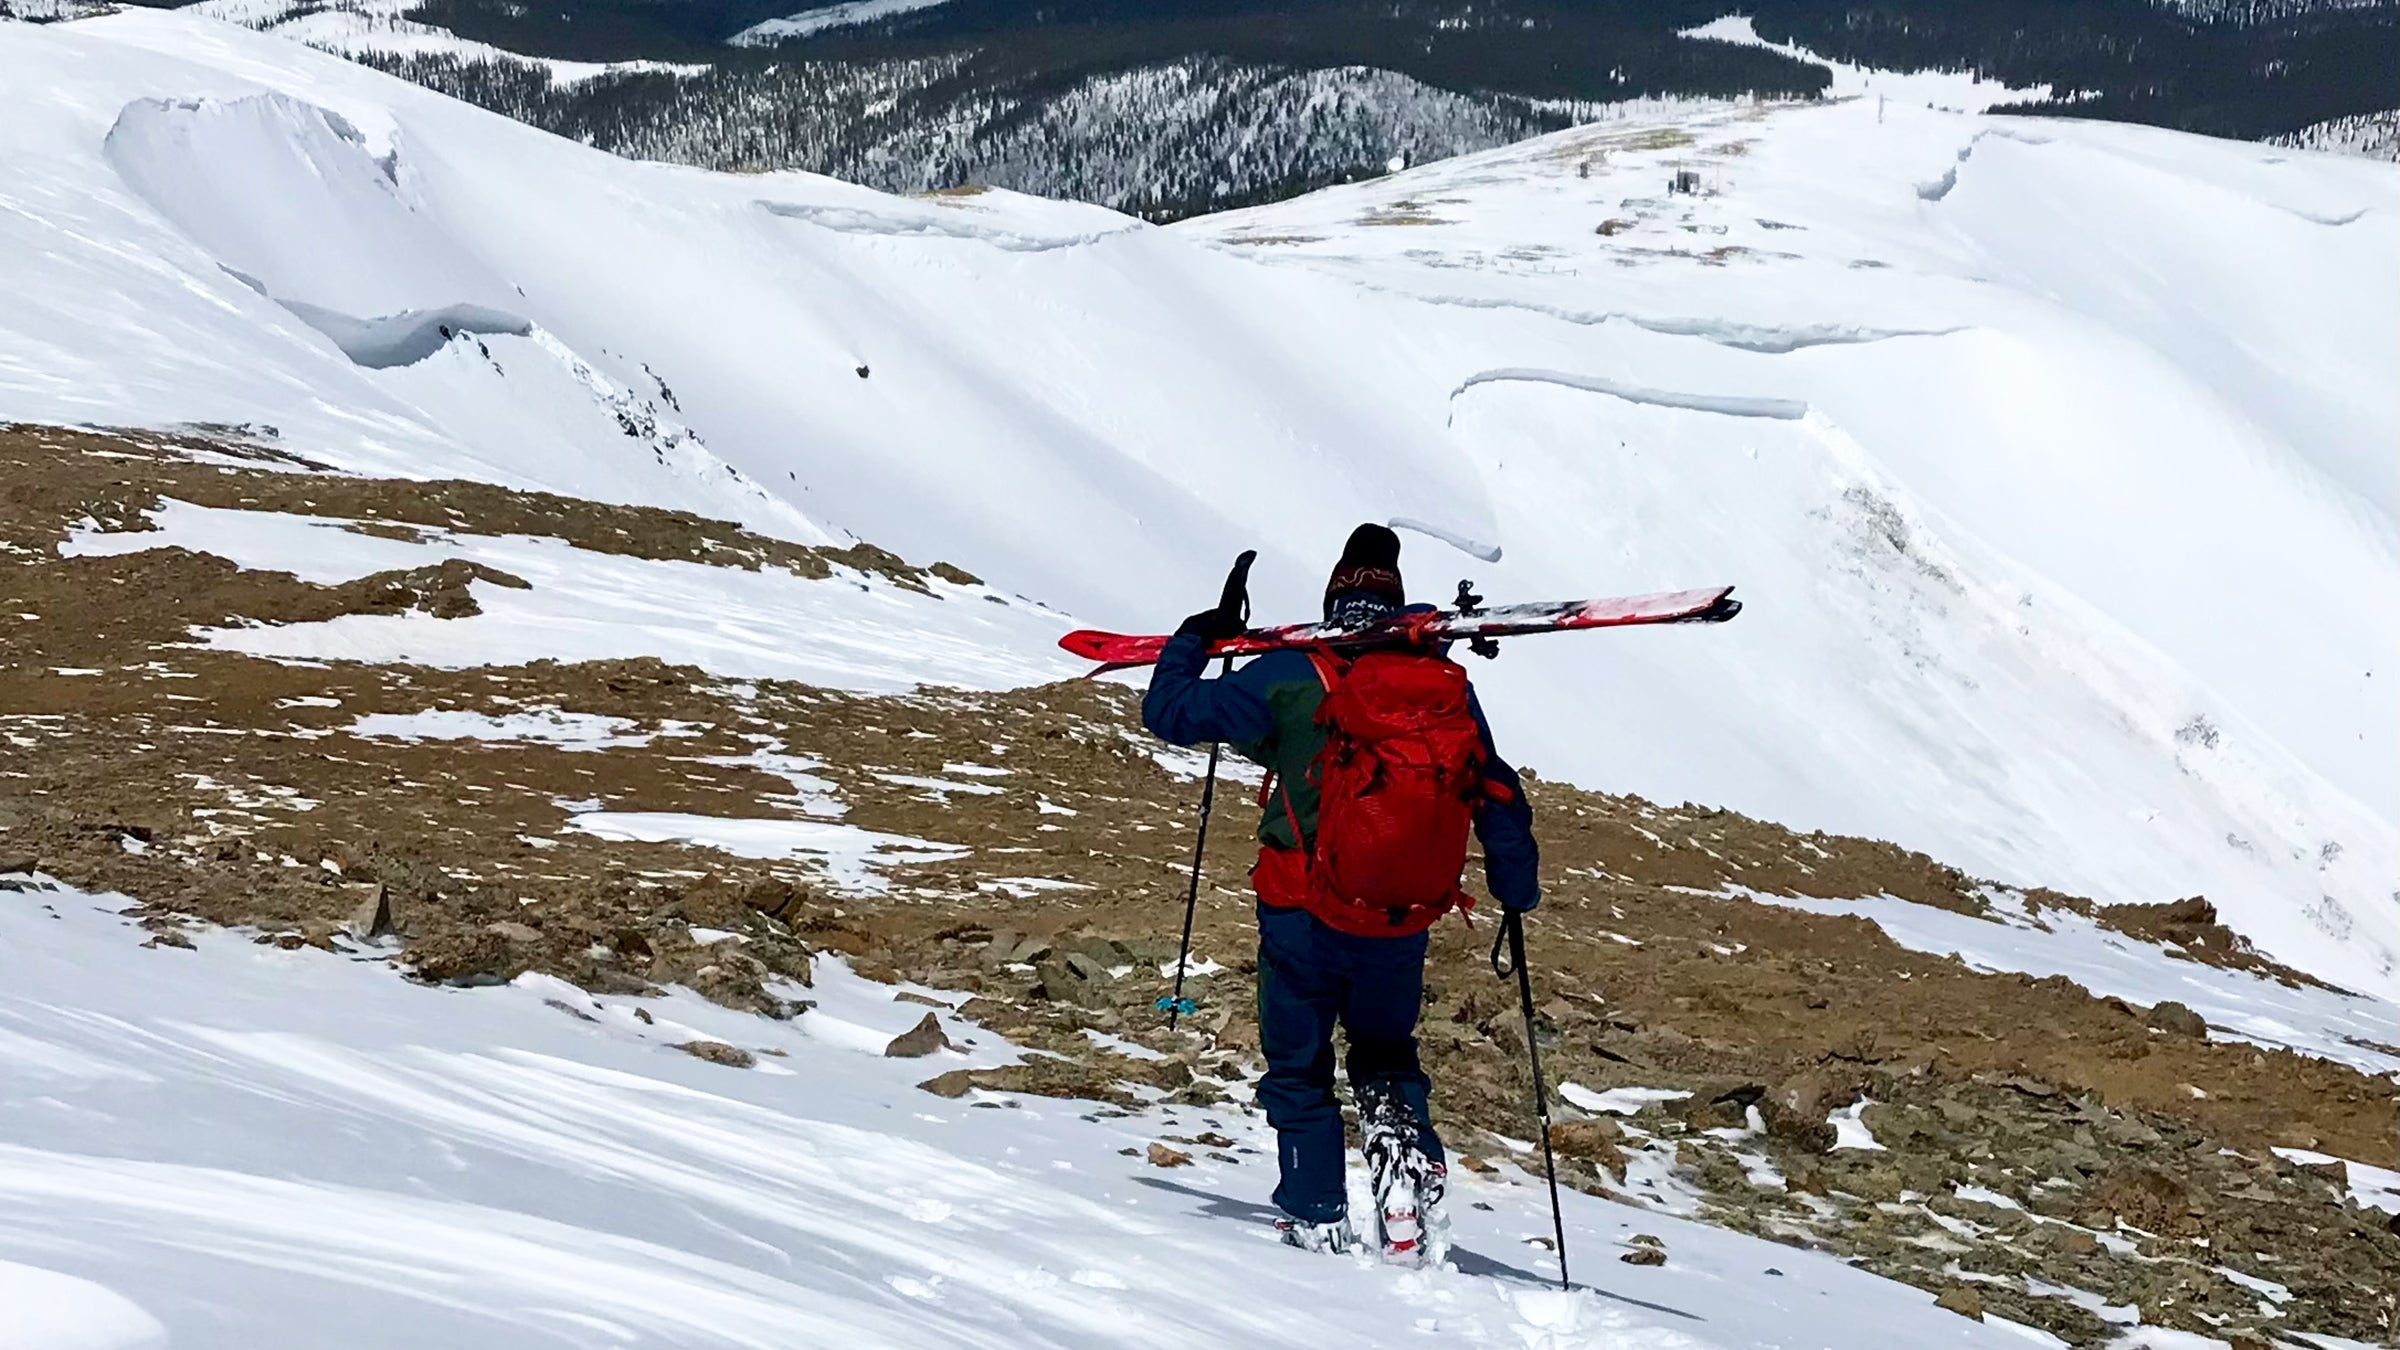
left=104, top=0, right=2400, bottom=213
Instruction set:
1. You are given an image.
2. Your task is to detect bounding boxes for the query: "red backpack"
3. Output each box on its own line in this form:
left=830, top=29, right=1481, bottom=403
left=1281, top=646, right=1488, bottom=933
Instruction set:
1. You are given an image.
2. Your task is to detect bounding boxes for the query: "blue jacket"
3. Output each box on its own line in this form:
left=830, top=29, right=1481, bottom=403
left=1141, top=631, right=1541, bottom=911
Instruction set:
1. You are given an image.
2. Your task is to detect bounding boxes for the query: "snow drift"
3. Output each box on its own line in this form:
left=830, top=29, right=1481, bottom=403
left=0, top=10, right=2393, bottom=993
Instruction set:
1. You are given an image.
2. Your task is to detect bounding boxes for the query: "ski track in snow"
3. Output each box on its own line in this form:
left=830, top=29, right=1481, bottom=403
left=0, top=879, right=2087, bottom=1349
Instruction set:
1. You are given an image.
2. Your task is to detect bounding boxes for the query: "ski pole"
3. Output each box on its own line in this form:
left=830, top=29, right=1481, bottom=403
left=1492, top=909, right=1570, bottom=1290
left=1160, top=654, right=1233, bottom=1031
left=1159, top=550, right=1253, bottom=1031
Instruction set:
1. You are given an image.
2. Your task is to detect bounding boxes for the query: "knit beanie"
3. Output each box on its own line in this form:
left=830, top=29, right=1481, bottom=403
left=1324, top=523, right=1404, bottom=619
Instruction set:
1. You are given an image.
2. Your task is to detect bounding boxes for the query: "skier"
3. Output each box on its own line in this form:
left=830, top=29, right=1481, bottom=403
left=1141, top=523, right=1540, bottom=1259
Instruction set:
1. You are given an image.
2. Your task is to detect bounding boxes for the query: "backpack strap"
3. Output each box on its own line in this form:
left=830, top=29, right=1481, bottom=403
left=1302, top=644, right=1346, bottom=691
left=1279, top=780, right=1311, bottom=862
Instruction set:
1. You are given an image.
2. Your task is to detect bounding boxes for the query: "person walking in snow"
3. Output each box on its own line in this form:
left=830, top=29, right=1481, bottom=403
left=1141, top=524, right=1541, bottom=1258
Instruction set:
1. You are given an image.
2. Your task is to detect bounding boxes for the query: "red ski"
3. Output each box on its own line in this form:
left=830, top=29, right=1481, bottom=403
left=1059, top=585, right=1739, bottom=670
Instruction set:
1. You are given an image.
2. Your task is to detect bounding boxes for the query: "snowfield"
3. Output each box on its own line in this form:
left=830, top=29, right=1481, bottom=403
left=1, top=12, right=2390, bottom=994
left=0, top=878, right=2086, bottom=1350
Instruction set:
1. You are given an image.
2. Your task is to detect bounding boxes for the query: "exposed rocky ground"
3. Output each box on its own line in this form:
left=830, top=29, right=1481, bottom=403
left=3, top=423, right=2393, bottom=1347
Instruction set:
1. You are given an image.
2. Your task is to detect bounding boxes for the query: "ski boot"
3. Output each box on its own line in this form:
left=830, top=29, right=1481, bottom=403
left=1361, top=1092, right=1450, bottom=1267
left=1275, top=1213, right=1358, bottom=1255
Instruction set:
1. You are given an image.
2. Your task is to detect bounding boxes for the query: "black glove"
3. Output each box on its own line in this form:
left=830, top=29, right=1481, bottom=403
left=1177, top=606, right=1244, bottom=642
left=1176, top=549, right=1256, bottom=643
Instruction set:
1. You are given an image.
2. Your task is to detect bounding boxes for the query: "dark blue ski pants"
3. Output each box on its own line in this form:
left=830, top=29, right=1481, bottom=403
left=1255, top=903, right=1444, bottom=1224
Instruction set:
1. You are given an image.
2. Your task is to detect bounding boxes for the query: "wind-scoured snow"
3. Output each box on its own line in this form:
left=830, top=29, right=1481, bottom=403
left=0, top=10, right=2394, bottom=996
left=0, top=878, right=2085, bottom=1349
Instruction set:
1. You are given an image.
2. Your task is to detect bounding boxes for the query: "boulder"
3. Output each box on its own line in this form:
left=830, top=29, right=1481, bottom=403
left=1763, top=1071, right=1848, bottom=1151
left=918, top=1069, right=976, bottom=1099
left=2145, top=1001, right=2208, bottom=1038
left=677, top=1040, right=755, bottom=1069
left=1549, top=1118, right=1629, bottom=1179
left=1934, top=1285, right=1984, bottom=1321
left=343, top=883, right=393, bottom=940
left=2096, top=1167, right=2204, bottom=1237
left=2042, top=1226, right=2101, bottom=1257
left=884, top=1011, right=953, bottom=1058
left=1032, top=959, right=1111, bottom=1010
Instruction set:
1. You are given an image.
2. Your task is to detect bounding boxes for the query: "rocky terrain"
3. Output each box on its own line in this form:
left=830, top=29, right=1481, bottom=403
left=3, top=423, right=2393, bottom=1346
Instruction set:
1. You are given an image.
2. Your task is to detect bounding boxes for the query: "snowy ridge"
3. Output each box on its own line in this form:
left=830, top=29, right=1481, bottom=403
left=1677, top=16, right=2081, bottom=112
left=731, top=0, right=965, bottom=45
left=0, top=11, right=2394, bottom=995
left=185, top=0, right=707, bottom=86
left=2269, top=109, right=2400, bottom=162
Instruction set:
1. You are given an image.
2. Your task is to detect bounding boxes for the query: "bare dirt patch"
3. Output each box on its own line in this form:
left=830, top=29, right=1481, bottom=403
left=1355, top=200, right=1455, bottom=227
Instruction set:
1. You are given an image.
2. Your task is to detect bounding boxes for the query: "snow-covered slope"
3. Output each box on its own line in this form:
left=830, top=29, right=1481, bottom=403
left=1677, top=15, right=2072, bottom=111
left=0, top=875, right=2088, bottom=1349
left=185, top=0, right=706, bottom=85
left=732, top=0, right=965, bottom=45
left=0, top=10, right=2393, bottom=993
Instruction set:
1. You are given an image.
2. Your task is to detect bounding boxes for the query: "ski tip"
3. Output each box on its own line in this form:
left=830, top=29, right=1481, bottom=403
left=1679, top=588, right=1741, bottom=624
